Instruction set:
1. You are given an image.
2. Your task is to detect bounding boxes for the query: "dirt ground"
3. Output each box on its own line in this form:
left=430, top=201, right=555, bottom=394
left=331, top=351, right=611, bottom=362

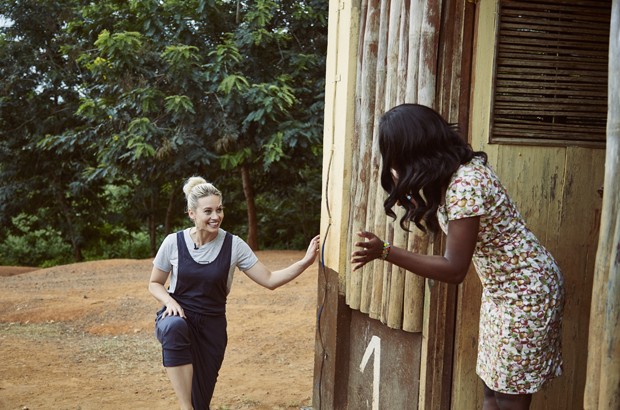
left=0, top=251, right=319, bottom=410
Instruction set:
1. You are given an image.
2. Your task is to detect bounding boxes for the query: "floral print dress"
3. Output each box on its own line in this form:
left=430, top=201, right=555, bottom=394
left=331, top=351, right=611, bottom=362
left=437, top=156, right=564, bottom=394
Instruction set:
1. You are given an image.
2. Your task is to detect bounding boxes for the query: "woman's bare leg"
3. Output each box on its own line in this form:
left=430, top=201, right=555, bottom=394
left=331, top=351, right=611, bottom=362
left=494, top=390, right=531, bottom=410
left=483, top=383, right=500, bottom=410
left=166, top=363, right=193, bottom=410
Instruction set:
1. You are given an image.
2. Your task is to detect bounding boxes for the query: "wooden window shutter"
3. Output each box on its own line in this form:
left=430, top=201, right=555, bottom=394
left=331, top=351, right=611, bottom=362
left=490, top=0, right=611, bottom=146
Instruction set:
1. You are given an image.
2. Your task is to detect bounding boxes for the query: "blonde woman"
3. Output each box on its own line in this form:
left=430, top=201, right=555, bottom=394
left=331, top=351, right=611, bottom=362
left=149, top=177, right=319, bottom=409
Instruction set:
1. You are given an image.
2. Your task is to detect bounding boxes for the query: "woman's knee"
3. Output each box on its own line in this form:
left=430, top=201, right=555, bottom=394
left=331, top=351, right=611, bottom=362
left=156, top=315, right=189, bottom=344
left=156, top=316, right=193, bottom=367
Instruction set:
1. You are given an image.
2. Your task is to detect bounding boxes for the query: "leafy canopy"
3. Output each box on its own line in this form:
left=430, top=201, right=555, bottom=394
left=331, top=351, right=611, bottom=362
left=0, top=0, right=327, bottom=265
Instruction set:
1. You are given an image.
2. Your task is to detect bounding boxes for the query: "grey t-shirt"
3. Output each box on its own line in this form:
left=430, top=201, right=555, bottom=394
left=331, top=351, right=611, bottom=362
left=153, top=228, right=258, bottom=294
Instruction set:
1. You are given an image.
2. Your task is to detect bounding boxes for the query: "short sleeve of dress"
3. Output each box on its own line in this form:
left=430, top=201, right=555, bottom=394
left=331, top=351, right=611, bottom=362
left=444, top=163, right=490, bottom=221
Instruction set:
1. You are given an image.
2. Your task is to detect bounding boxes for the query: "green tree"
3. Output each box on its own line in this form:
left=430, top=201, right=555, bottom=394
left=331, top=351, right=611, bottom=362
left=73, top=0, right=326, bottom=252
left=206, top=0, right=327, bottom=249
left=0, top=0, right=326, bottom=265
left=66, top=0, right=234, bottom=254
left=0, top=0, right=102, bottom=261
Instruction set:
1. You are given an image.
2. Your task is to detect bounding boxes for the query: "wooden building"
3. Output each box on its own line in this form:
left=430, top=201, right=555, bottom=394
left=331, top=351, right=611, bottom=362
left=314, top=0, right=619, bottom=408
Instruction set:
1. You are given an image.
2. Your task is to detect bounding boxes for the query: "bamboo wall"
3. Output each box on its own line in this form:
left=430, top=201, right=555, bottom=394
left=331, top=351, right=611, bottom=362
left=318, top=1, right=471, bottom=407
left=345, top=0, right=442, bottom=333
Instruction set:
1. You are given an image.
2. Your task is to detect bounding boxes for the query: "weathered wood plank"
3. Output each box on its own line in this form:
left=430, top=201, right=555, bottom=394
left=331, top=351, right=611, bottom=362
left=397, top=0, right=410, bottom=103
left=402, top=229, right=429, bottom=332
left=585, top=0, right=620, bottom=407
left=383, top=0, right=406, bottom=324
left=416, top=0, right=441, bottom=107
left=477, top=98, right=606, bottom=410
left=415, top=0, right=449, bottom=405
left=450, top=266, right=484, bottom=409
left=348, top=0, right=381, bottom=310
left=405, top=0, right=424, bottom=102
left=360, top=0, right=390, bottom=314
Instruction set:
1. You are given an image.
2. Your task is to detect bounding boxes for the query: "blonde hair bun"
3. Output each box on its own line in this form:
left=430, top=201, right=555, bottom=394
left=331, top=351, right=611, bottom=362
left=183, top=177, right=222, bottom=212
left=183, top=176, right=208, bottom=198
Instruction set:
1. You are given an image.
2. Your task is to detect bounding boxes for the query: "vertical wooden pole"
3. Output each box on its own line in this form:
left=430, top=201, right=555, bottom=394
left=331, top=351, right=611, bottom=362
left=406, top=0, right=424, bottom=102
left=585, top=1, right=620, bottom=408
left=403, top=232, right=429, bottom=332
left=383, top=0, right=409, bottom=329
left=360, top=0, right=391, bottom=314
left=394, top=0, right=426, bottom=333
left=417, top=0, right=442, bottom=106
left=347, top=0, right=369, bottom=302
left=348, top=0, right=380, bottom=310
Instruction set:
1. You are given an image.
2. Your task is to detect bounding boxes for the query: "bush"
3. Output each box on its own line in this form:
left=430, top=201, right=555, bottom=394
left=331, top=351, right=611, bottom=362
left=83, top=231, right=151, bottom=260
left=0, top=214, right=73, bottom=267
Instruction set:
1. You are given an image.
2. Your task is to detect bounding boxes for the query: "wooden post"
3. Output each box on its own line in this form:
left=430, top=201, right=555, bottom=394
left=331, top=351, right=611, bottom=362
left=383, top=0, right=409, bottom=329
left=406, top=0, right=424, bottom=102
left=403, top=231, right=429, bottom=332
left=585, top=0, right=620, bottom=408
left=348, top=0, right=380, bottom=310
left=360, top=0, right=390, bottom=314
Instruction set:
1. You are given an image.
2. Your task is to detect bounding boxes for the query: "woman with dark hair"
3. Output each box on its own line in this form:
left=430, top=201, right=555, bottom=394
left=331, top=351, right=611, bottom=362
left=351, top=104, right=564, bottom=410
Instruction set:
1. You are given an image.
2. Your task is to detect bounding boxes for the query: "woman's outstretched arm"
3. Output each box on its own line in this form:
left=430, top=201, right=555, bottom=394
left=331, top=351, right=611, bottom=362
left=351, top=216, right=479, bottom=284
left=244, top=234, right=320, bottom=290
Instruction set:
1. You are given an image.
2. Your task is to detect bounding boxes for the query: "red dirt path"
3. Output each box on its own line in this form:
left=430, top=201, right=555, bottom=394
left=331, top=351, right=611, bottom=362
left=0, top=251, right=318, bottom=410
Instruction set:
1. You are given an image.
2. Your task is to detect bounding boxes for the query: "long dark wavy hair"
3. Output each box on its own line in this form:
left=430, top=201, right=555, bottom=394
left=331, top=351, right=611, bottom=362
left=378, top=103, right=487, bottom=234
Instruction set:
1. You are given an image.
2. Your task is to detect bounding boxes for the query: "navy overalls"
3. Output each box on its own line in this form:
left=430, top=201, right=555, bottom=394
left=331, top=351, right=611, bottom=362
left=155, top=231, right=232, bottom=409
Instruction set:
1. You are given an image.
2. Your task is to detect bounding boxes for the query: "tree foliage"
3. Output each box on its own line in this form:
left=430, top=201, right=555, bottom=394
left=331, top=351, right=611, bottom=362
left=0, top=0, right=102, bottom=261
left=0, top=0, right=326, bottom=265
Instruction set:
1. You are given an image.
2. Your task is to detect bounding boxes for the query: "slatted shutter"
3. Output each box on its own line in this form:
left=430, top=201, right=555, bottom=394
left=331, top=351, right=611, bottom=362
left=490, top=0, right=611, bottom=146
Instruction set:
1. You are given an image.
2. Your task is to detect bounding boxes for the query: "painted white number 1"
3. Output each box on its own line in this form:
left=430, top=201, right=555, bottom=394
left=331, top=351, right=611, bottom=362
left=359, top=335, right=381, bottom=410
